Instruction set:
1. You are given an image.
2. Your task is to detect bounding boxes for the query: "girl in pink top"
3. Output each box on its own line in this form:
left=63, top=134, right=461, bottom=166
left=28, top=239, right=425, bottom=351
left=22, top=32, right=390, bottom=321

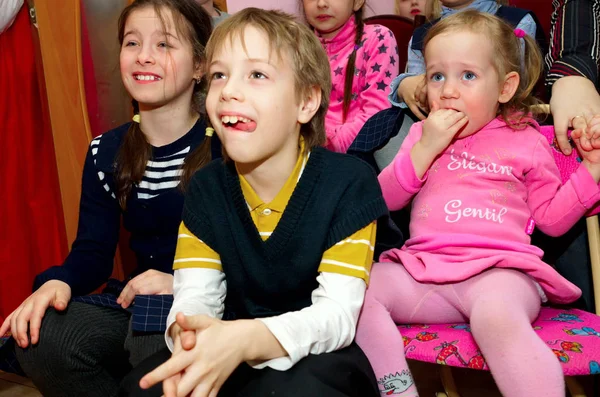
left=303, top=0, right=399, bottom=153
left=356, top=10, right=600, bottom=397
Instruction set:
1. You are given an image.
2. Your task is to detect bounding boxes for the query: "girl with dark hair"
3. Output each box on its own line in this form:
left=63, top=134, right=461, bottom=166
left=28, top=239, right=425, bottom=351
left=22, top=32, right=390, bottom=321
left=302, top=0, right=399, bottom=153
left=0, top=1, right=219, bottom=396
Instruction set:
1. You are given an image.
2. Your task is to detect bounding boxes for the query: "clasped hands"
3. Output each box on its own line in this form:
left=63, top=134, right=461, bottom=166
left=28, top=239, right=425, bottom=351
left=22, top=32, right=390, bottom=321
left=140, top=313, right=247, bottom=397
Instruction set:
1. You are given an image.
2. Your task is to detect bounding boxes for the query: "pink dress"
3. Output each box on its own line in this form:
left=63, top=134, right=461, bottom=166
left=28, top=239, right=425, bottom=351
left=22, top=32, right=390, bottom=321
left=379, top=117, right=600, bottom=304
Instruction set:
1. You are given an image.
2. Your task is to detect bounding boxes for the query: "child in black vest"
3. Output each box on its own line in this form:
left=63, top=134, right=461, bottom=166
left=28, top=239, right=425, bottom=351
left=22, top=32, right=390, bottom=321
left=120, top=8, right=394, bottom=397
left=390, top=0, right=543, bottom=120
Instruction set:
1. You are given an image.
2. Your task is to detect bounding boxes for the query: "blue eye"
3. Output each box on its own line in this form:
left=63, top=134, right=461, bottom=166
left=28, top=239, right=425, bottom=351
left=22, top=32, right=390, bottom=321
left=211, top=72, right=225, bottom=80
left=463, top=71, right=476, bottom=81
left=250, top=71, right=266, bottom=79
left=431, top=73, right=444, bottom=82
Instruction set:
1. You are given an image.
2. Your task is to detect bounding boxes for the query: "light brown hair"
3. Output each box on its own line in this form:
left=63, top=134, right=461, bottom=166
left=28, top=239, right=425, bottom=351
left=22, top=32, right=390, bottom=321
left=341, top=6, right=365, bottom=122
left=423, top=10, right=542, bottom=128
left=205, top=7, right=331, bottom=149
left=115, top=0, right=212, bottom=209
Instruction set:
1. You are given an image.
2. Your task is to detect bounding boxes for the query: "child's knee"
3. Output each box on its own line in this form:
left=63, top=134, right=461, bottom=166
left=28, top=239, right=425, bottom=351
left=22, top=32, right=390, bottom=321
left=469, top=301, right=537, bottom=340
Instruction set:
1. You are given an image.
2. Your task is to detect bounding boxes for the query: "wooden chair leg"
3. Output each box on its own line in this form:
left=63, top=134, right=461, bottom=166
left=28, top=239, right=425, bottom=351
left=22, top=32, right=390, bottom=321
left=565, top=377, right=587, bottom=397
left=439, top=366, right=461, bottom=397
left=586, top=216, right=600, bottom=315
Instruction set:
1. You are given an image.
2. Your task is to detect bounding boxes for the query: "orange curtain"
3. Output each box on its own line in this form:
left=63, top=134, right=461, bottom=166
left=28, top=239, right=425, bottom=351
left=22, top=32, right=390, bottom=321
left=0, top=7, right=67, bottom=321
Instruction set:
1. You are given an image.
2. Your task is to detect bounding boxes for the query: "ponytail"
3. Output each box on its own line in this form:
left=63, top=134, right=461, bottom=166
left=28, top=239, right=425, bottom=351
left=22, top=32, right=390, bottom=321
left=115, top=100, right=153, bottom=210
left=342, top=8, right=364, bottom=122
left=500, top=32, right=543, bottom=128
left=179, top=121, right=213, bottom=191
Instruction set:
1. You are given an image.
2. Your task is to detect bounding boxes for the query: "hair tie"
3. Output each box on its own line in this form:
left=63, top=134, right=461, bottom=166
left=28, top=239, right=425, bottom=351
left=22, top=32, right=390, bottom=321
left=514, top=28, right=526, bottom=38
left=205, top=127, right=214, bottom=137
left=354, top=44, right=360, bottom=51
left=132, top=114, right=140, bottom=123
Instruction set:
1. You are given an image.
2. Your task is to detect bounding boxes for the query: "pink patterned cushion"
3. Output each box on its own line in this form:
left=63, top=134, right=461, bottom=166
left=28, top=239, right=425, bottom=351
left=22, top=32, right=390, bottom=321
left=401, top=308, right=600, bottom=376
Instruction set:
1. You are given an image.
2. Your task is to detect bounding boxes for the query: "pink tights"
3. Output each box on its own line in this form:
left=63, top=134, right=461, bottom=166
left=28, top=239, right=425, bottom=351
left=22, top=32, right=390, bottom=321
left=356, top=263, right=564, bottom=397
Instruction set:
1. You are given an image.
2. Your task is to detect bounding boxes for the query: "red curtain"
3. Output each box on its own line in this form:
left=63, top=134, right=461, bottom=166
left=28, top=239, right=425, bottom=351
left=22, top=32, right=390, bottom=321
left=0, top=7, right=67, bottom=321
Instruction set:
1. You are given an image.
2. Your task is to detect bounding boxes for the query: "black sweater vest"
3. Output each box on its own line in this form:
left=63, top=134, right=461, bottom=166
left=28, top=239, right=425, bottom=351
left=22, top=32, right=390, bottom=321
left=182, top=148, right=389, bottom=320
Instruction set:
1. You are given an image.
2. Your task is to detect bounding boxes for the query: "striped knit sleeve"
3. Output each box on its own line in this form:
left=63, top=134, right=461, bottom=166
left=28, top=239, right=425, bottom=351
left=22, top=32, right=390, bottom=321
left=173, top=222, right=222, bottom=271
left=89, top=135, right=116, bottom=199
left=545, top=0, right=600, bottom=88
left=319, top=221, right=376, bottom=283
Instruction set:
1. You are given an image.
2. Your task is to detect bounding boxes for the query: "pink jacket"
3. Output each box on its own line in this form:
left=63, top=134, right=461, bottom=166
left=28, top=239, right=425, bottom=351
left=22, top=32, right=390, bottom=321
left=317, top=16, right=398, bottom=153
left=378, top=117, right=600, bottom=304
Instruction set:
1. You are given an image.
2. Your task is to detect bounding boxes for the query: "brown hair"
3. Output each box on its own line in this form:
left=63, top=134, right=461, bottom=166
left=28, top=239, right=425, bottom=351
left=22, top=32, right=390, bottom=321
left=115, top=0, right=212, bottom=209
left=299, top=1, right=364, bottom=122
left=205, top=8, right=331, bottom=149
left=341, top=6, right=365, bottom=122
left=425, top=0, right=508, bottom=20
left=423, top=10, right=543, bottom=128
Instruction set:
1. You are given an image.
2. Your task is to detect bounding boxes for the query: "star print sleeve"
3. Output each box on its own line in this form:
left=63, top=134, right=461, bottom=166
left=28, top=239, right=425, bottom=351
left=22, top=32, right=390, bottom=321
left=325, top=27, right=399, bottom=154
left=525, top=136, right=600, bottom=236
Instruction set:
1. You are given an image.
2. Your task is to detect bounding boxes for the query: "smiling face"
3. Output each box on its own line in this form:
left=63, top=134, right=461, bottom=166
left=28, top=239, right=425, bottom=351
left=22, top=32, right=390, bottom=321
left=302, top=0, right=364, bottom=39
left=119, top=6, right=200, bottom=110
left=206, top=25, right=318, bottom=167
left=425, top=30, right=507, bottom=137
left=396, top=0, right=426, bottom=20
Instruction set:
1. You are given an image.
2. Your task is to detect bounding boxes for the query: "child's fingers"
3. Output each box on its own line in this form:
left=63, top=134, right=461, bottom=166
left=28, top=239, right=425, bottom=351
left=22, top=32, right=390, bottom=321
left=582, top=138, right=595, bottom=152
left=580, top=132, right=594, bottom=151
left=589, top=117, right=600, bottom=140
left=180, top=330, right=196, bottom=350
left=589, top=115, right=600, bottom=126
left=176, top=363, right=210, bottom=397
left=445, top=111, right=467, bottom=126
left=206, top=387, right=220, bottom=397
left=140, top=353, right=193, bottom=389
left=176, top=314, right=215, bottom=332
left=574, top=135, right=593, bottom=152
left=14, top=303, right=33, bottom=348
left=0, top=313, right=12, bottom=337
left=162, top=374, right=181, bottom=397
left=447, top=115, right=469, bottom=135
left=28, top=302, right=48, bottom=345
left=571, top=128, right=583, bottom=140
left=191, top=383, right=220, bottom=397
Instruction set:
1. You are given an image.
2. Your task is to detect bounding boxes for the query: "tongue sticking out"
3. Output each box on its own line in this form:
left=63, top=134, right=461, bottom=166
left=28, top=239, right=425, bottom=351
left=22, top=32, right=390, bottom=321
left=228, top=120, right=257, bottom=132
